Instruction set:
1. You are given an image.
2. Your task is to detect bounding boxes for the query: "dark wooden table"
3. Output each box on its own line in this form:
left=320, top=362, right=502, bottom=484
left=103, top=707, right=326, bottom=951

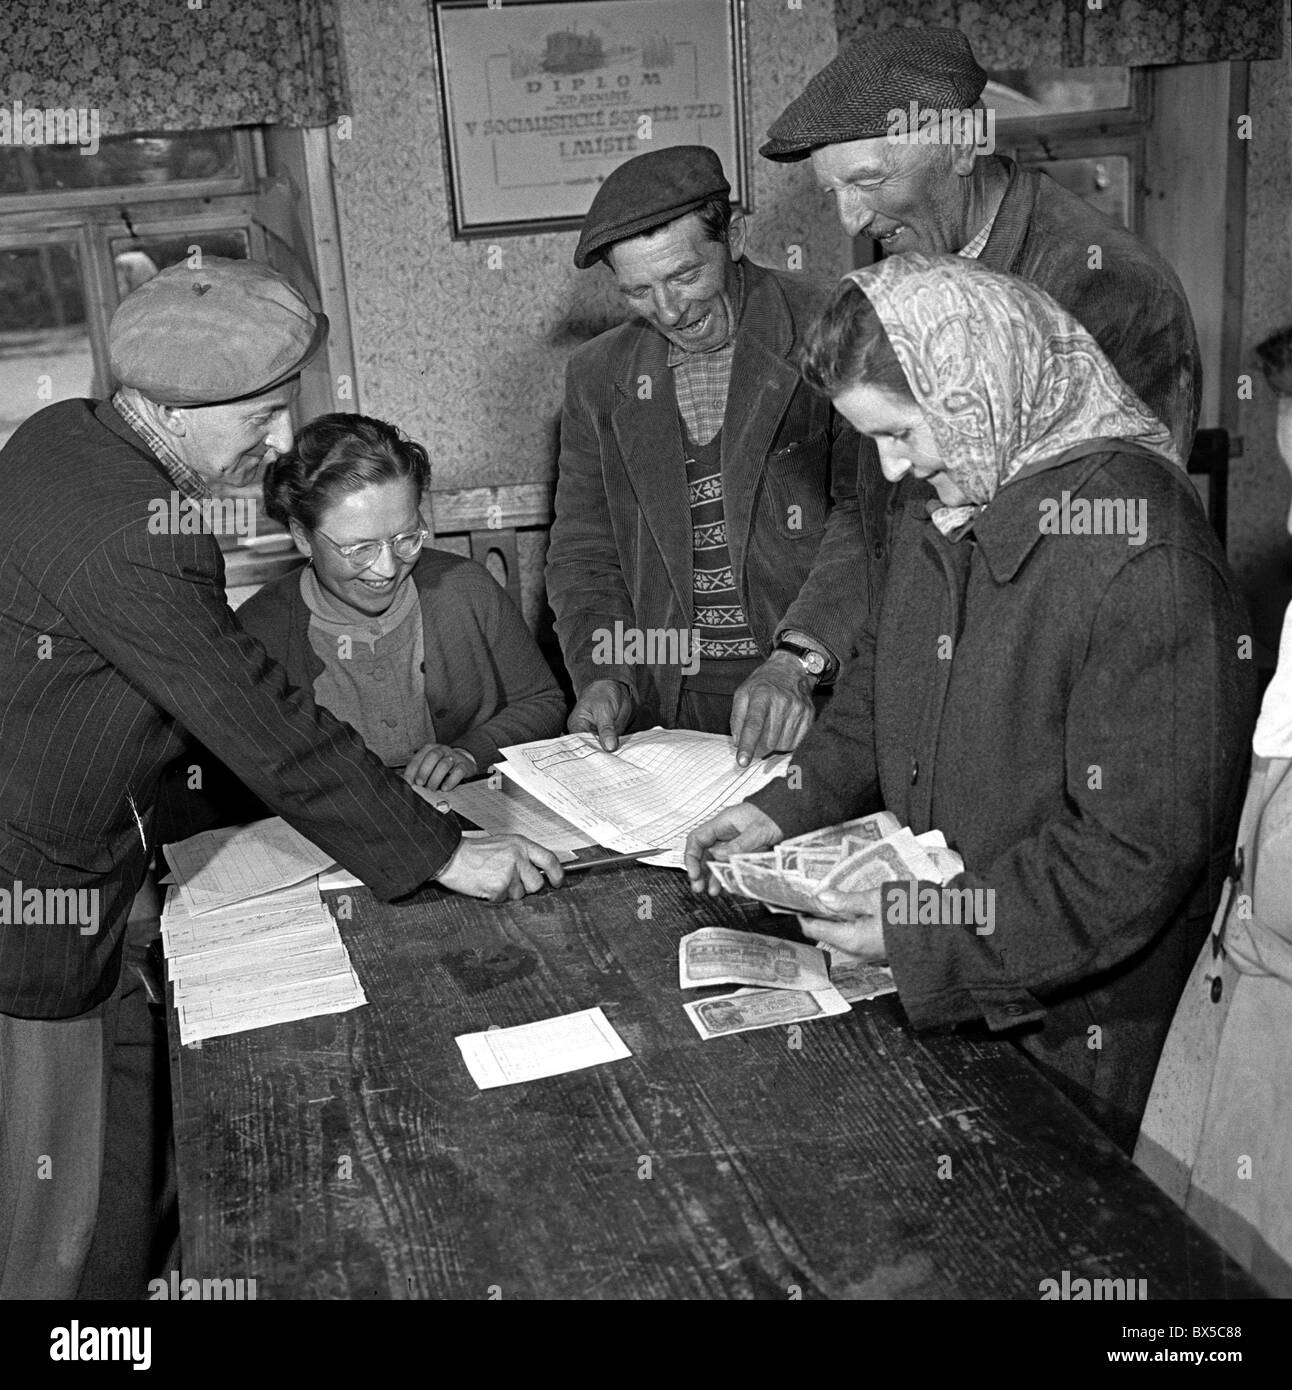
left=168, top=865, right=1265, bottom=1300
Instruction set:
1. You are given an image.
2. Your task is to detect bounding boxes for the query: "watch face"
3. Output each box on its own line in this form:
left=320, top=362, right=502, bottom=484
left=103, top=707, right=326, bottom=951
left=781, top=641, right=826, bottom=675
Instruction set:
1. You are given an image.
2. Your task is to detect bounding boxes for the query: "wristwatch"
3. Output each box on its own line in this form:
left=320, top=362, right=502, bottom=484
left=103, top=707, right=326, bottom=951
left=774, top=638, right=829, bottom=680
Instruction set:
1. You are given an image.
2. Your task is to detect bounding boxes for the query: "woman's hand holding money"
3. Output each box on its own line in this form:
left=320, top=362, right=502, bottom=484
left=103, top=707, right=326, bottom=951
left=797, top=886, right=886, bottom=961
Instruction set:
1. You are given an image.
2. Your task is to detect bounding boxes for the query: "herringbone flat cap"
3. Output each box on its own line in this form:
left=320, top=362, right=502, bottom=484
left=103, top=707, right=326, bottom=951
left=761, top=27, right=988, bottom=161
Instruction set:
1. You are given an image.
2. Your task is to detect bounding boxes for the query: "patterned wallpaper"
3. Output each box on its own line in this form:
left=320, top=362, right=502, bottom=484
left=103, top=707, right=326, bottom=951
left=331, top=0, right=1292, bottom=640
left=330, top=0, right=847, bottom=492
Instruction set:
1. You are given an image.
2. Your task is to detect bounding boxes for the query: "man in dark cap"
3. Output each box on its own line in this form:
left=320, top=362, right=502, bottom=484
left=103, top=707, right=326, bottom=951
left=763, top=26, right=1201, bottom=606
left=547, top=146, right=865, bottom=765
left=0, top=257, right=562, bottom=1298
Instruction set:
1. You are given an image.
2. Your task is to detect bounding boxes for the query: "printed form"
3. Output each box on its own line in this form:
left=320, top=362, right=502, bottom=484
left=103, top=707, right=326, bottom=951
left=163, top=818, right=335, bottom=915
left=455, top=1007, right=631, bottom=1089
left=494, top=728, right=790, bottom=867
left=412, top=778, right=589, bottom=860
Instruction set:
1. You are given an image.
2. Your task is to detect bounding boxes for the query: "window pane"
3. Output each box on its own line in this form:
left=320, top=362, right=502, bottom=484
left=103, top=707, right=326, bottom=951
left=1032, top=155, right=1130, bottom=227
left=109, top=229, right=250, bottom=298
left=0, top=131, right=239, bottom=196
left=0, top=244, right=92, bottom=447
left=986, top=68, right=1131, bottom=118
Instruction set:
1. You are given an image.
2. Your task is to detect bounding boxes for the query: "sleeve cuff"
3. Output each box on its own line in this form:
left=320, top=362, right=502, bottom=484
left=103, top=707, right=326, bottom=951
left=453, top=732, right=498, bottom=772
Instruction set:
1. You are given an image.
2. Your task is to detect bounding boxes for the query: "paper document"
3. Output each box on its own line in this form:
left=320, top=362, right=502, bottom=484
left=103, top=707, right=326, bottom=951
left=163, top=818, right=334, bottom=916
left=455, top=1006, right=631, bottom=1088
left=412, top=778, right=588, bottom=860
left=494, top=728, right=790, bottom=868
left=160, top=881, right=367, bottom=1044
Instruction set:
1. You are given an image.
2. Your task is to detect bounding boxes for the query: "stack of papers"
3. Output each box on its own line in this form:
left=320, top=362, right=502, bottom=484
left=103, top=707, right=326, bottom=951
left=161, top=819, right=367, bottom=1044
left=165, top=817, right=335, bottom=915
left=161, top=881, right=367, bottom=1044
left=494, top=728, right=790, bottom=868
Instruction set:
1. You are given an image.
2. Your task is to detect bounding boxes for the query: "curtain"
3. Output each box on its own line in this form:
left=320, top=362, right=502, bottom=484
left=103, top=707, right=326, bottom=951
left=0, top=0, right=349, bottom=134
left=837, top=1, right=1283, bottom=68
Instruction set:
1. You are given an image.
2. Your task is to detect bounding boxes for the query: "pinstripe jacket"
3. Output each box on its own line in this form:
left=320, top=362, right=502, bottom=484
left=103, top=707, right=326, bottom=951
left=546, top=257, right=866, bottom=726
left=0, top=400, right=460, bottom=1019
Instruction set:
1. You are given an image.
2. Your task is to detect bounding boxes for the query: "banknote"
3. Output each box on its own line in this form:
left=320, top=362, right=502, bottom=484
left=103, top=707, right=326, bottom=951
left=679, top=926, right=831, bottom=991
left=926, top=846, right=966, bottom=881
left=708, top=814, right=957, bottom=919
left=779, top=811, right=902, bottom=853
left=731, top=860, right=826, bottom=915
left=827, top=959, right=897, bottom=1004
left=819, top=828, right=942, bottom=895
left=706, top=860, right=739, bottom=893
left=778, top=846, right=844, bottom=879
left=683, top=984, right=851, bottom=1039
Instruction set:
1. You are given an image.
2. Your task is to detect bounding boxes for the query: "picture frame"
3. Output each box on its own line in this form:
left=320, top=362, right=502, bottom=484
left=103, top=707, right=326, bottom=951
left=430, top=0, right=751, bottom=239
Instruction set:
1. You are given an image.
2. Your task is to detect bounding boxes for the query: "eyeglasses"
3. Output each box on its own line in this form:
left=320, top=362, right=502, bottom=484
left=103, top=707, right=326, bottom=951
left=313, top=525, right=428, bottom=570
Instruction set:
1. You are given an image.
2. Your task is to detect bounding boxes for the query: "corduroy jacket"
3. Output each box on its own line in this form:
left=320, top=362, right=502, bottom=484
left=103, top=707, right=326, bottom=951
left=546, top=257, right=865, bottom=726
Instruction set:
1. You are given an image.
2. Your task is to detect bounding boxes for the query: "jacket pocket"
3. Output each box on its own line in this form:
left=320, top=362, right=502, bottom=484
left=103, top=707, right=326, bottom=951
left=3, top=817, right=124, bottom=883
left=762, top=431, right=832, bottom=539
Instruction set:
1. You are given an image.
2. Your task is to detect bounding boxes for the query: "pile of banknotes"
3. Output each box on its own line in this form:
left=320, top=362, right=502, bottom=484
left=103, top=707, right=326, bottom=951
left=678, top=924, right=896, bottom=1040
left=707, top=811, right=964, bottom=921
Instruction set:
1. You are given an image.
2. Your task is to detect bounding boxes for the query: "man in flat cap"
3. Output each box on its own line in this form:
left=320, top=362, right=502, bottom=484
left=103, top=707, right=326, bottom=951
left=0, top=257, right=562, bottom=1298
left=547, top=146, right=865, bottom=764
left=764, top=26, right=1201, bottom=605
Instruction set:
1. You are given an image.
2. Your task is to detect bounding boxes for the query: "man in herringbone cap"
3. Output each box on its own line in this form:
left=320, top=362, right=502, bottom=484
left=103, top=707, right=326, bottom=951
left=764, top=26, right=1201, bottom=606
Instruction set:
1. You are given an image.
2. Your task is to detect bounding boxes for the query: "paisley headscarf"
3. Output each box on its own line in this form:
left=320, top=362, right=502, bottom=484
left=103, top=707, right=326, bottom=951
left=842, top=253, right=1182, bottom=535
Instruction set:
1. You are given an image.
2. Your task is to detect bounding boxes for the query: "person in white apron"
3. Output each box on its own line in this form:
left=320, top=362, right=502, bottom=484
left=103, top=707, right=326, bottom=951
left=1135, top=323, right=1292, bottom=1296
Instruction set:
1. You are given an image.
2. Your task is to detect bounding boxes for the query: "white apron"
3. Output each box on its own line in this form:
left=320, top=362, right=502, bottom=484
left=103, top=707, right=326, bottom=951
left=1135, top=606, right=1292, bottom=1295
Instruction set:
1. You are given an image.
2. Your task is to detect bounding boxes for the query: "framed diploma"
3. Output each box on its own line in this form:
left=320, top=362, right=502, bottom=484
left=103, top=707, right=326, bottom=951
left=431, top=0, right=751, bottom=238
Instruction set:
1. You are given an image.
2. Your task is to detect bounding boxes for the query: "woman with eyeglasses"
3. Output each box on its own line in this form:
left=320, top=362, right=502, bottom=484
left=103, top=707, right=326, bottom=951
left=238, top=413, right=566, bottom=791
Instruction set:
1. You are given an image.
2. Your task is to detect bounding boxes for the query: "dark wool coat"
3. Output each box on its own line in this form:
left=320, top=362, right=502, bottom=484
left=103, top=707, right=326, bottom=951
left=753, top=444, right=1256, bottom=1150
left=842, top=158, right=1204, bottom=632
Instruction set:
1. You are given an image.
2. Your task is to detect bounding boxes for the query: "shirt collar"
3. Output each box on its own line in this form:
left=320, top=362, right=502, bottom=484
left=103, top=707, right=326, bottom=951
left=958, top=211, right=999, bottom=261
left=666, top=260, right=745, bottom=368
left=111, top=390, right=212, bottom=502
left=299, top=562, right=419, bottom=641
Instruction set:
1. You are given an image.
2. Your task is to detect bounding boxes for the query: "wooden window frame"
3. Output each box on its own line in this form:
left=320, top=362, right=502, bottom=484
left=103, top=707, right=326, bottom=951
left=0, top=129, right=261, bottom=214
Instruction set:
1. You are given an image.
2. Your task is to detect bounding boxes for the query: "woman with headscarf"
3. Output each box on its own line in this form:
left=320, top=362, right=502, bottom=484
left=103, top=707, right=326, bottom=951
left=1134, top=324, right=1292, bottom=1294
left=686, top=253, right=1257, bottom=1151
